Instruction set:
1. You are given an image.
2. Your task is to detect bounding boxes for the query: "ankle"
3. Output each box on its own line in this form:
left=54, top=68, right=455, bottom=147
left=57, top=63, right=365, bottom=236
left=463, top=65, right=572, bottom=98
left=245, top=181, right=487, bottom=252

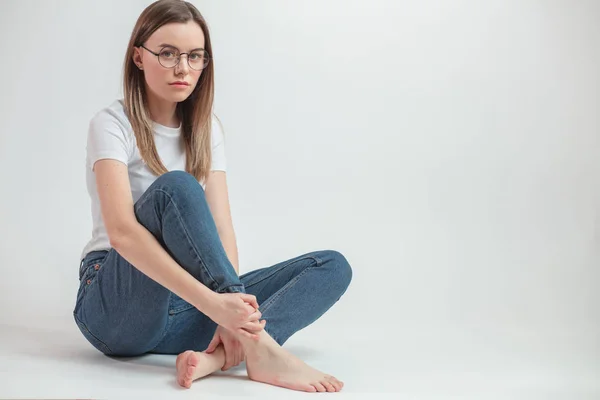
left=203, top=344, right=226, bottom=368
left=240, top=329, right=279, bottom=356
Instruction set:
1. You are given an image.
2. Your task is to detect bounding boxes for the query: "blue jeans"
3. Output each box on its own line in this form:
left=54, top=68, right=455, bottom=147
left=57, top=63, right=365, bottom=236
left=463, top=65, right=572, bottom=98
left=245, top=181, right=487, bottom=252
left=73, top=171, right=352, bottom=356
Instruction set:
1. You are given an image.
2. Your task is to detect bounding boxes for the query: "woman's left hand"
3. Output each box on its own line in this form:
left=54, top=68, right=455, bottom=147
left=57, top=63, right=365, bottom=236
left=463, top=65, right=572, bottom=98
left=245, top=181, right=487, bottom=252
left=206, top=322, right=265, bottom=371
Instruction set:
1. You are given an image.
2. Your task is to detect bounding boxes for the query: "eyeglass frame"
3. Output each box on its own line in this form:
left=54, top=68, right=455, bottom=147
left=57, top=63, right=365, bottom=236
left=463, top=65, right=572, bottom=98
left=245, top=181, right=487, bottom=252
left=139, top=44, right=211, bottom=71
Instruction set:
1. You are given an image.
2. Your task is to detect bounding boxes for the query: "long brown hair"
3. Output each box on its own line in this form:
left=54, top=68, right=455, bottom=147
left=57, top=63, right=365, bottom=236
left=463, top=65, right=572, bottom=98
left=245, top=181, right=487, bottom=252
left=123, top=0, right=215, bottom=183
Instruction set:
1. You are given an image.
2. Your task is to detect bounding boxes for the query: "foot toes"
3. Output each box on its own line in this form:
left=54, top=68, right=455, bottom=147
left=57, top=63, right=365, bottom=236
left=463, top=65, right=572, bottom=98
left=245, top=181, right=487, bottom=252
left=186, top=365, right=195, bottom=377
left=303, top=384, right=317, bottom=392
left=326, top=377, right=340, bottom=391
left=322, top=380, right=336, bottom=392
left=188, top=352, right=199, bottom=367
left=324, top=375, right=343, bottom=390
left=312, top=382, right=327, bottom=392
left=184, top=377, right=193, bottom=388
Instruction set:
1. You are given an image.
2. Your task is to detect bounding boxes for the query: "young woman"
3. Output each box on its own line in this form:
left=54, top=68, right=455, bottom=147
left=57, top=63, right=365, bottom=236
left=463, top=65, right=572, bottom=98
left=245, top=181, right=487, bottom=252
left=73, top=0, right=352, bottom=393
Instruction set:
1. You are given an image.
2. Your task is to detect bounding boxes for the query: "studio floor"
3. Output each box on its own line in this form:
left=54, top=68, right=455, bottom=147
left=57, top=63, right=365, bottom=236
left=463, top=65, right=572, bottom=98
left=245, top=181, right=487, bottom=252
left=1, top=316, right=598, bottom=400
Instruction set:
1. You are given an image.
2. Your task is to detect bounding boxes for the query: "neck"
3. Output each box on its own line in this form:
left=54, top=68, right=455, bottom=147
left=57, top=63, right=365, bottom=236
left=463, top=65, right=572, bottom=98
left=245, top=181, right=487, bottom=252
left=147, top=90, right=179, bottom=128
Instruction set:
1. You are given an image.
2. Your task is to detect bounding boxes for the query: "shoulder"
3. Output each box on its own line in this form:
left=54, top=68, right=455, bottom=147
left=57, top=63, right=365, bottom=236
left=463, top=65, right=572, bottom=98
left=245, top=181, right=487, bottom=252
left=89, top=99, right=133, bottom=136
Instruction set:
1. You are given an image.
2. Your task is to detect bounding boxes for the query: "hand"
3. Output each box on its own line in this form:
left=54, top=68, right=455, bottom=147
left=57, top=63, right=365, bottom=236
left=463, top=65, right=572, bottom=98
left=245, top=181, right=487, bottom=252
left=205, top=292, right=265, bottom=339
left=205, top=322, right=266, bottom=371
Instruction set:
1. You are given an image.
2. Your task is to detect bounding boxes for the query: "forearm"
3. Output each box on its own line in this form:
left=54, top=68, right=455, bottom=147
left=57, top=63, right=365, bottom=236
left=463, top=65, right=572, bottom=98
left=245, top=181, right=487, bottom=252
left=110, top=222, right=217, bottom=314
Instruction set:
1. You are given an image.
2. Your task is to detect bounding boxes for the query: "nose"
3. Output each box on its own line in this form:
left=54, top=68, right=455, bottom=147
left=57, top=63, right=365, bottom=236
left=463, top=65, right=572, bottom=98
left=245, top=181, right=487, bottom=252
left=175, top=54, right=190, bottom=75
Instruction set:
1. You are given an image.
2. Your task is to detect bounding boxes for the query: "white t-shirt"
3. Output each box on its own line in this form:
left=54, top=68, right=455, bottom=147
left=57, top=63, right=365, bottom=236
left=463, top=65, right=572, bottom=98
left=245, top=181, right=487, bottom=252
left=80, top=99, right=227, bottom=260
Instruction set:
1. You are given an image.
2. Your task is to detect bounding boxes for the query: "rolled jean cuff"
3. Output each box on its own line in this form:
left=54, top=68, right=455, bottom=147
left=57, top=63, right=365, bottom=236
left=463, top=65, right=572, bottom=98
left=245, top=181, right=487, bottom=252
left=217, top=284, right=246, bottom=294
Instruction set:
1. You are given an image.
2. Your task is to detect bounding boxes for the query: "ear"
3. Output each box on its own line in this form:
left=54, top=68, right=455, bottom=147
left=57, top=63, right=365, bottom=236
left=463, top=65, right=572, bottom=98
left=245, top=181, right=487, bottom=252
left=132, top=47, right=144, bottom=70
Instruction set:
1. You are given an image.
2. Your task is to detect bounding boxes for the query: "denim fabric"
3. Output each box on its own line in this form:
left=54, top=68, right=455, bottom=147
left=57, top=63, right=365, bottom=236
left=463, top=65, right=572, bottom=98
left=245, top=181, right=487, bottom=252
left=73, top=170, right=352, bottom=356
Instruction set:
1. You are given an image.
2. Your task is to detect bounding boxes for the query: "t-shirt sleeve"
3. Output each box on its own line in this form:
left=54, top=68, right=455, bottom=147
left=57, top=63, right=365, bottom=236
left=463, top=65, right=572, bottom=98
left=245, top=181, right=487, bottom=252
left=210, top=115, right=227, bottom=172
left=86, top=111, right=132, bottom=171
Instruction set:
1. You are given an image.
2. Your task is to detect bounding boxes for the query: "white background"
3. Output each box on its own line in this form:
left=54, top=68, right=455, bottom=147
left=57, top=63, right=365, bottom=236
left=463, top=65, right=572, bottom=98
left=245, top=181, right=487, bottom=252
left=0, top=0, right=598, bottom=398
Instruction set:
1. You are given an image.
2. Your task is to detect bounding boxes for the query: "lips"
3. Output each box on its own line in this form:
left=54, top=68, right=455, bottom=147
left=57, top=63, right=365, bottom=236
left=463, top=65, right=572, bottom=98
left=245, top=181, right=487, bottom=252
left=169, top=81, right=189, bottom=86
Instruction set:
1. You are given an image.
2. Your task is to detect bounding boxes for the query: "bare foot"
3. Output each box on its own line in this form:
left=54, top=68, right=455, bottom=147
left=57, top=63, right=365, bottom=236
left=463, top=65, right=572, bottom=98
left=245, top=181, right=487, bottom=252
left=241, top=330, right=344, bottom=393
left=176, top=346, right=226, bottom=389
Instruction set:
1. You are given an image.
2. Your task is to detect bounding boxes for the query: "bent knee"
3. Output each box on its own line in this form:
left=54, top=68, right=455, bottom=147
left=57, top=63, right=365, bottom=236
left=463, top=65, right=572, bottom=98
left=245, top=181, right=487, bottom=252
left=318, top=249, right=353, bottom=287
left=154, top=170, right=204, bottom=197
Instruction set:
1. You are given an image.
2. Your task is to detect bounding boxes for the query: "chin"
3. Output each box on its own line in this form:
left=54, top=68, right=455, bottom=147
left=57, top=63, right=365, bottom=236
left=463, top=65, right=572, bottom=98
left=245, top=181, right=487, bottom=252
left=163, top=92, right=192, bottom=103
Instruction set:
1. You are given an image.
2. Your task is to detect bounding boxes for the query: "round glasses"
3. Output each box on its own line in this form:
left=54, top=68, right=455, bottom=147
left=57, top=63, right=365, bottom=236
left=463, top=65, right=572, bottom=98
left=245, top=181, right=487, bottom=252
left=140, top=45, right=210, bottom=71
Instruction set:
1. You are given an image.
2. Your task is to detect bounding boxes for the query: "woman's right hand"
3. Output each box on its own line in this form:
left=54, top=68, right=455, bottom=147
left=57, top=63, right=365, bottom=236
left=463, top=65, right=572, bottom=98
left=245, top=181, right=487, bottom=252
left=205, top=292, right=265, bottom=340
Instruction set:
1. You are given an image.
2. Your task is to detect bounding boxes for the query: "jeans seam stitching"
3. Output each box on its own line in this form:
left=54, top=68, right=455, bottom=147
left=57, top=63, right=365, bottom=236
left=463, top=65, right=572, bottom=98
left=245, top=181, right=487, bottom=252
left=141, top=188, right=220, bottom=290
left=312, top=254, right=324, bottom=267
left=73, top=312, right=113, bottom=354
left=258, top=257, right=318, bottom=314
left=170, top=304, right=195, bottom=313
left=80, top=255, right=108, bottom=279
left=134, top=188, right=158, bottom=213
left=165, top=190, right=221, bottom=290
left=149, top=292, right=175, bottom=353
left=244, top=256, right=319, bottom=289
left=260, top=267, right=311, bottom=313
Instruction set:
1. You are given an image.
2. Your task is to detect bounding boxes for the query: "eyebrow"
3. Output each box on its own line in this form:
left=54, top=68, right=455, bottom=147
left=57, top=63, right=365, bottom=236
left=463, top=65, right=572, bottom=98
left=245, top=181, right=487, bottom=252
left=157, top=43, right=205, bottom=52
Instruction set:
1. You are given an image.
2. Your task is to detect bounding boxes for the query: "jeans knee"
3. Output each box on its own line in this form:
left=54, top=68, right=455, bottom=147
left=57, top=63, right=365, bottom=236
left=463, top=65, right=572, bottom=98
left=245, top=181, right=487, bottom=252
left=154, top=170, right=204, bottom=197
left=157, top=170, right=199, bottom=187
left=320, top=250, right=353, bottom=289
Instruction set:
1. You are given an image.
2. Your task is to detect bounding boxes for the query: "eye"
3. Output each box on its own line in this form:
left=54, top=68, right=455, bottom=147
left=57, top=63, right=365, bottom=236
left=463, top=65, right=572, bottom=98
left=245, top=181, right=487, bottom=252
left=160, top=48, right=179, bottom=59
left=189, top=52, right=204, bottom=60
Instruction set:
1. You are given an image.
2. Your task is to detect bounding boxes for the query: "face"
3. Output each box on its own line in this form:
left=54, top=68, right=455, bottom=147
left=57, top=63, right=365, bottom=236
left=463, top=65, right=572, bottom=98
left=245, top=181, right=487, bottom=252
left=133, top=21, right=206, bottom=103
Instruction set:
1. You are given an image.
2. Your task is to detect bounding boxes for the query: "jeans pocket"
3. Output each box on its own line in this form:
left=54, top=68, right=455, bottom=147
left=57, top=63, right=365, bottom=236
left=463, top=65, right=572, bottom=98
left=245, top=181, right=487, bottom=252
left=79, top=256, right=107, bottom=287
left=168, top=292, right=196, bottom=315
left=73, top=312, right=113, bottom=355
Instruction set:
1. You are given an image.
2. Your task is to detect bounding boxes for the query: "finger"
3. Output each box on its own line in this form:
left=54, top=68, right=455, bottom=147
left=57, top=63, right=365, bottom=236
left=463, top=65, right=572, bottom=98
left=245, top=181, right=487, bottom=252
left=244, top=319, right=266, bottom=334
left=205, top=334, right=221, bottom=354
left=250, top=319, right=267, bottom=331
left=241, top=294, right=259, bottom=309
left=226, top=353, right=235, bottom=371
left=248, top=309, right=262, bottom=321
left=242, top=303, right=252, bottom=316
left=256, top=319, right=267, bottom=332
left=242, top=322, right=265, bottom=335
left=242, top=320, right=264, bottom=333
left=233, top=347, right=241, bottom=367
left=237, top=328, right=259, bottom=341
left=222, top=345, right=235, bottom=371
left=238, top=345, right=245, bottom=364
left=229, top=348, right=237, bottom=369
left=237, top=328, right=255, bottom=340
left=244, top=308, right=262, bottom=328
left=237, top=348, right=244, bottom=366
left=244, top=310, right=259, bottom=323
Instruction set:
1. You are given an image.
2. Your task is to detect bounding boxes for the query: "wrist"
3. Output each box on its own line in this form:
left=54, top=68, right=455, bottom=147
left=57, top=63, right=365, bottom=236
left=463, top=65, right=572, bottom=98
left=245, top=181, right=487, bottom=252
left=193, top=283, right=219, bottom=315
